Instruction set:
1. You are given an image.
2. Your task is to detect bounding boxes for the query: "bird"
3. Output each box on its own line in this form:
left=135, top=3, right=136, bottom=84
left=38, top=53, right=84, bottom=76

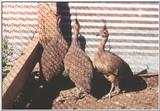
left=63, top=18, right=94, bottom=99
left=94, top=20, right=133, bottom=98
left=40, top=10, right=69, bottom=81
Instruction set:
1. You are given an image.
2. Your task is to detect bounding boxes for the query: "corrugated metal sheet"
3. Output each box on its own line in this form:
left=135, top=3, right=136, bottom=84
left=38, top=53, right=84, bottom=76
left=59, top=2, right=159, bottom=73
left=2, top=3, right=38, bottom=61
left=2, top=2, right=159, bottom=73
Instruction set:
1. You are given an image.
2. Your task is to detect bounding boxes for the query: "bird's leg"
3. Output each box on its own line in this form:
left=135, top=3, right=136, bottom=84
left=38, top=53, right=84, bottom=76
left=74, top=87, right=87, bottom=100
left=78, top=87, right=87, bottom=99
left=104, top=82, right=115, bottom=99
left=103, top=74, right=118, bottom=99
left=113, top=80, right=120, bottom=95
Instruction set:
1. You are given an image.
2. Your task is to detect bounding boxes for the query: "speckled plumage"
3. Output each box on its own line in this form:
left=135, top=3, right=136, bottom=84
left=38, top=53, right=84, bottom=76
left=41, top=14, right=68, bottom=81
left=63, top=19, right=94, bottom=93
left=94, top=49, right=133, bottom=79
left=94, top=23, right=133, bottom=98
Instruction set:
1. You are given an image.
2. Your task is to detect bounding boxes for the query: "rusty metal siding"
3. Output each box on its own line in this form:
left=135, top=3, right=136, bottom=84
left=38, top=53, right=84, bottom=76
left=2, top=2, right=159, bottom=73
left=60, top=2, right=159, bottom=73
left=2, top=3, right=38, bottom=62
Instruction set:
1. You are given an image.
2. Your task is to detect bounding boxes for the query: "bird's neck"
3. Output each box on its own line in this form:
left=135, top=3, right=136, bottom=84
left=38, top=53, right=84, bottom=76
left=72, top=30, right=79, bottom=46
left=98, top=37, right=108, bottom=51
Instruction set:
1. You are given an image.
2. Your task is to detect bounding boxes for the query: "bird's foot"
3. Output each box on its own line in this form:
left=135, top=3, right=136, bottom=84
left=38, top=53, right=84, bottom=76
left=102, top=93, right=112, bottom=99
left=76, top=91, right=87, bottom=100
left=113, top=86, right=121, bottom=95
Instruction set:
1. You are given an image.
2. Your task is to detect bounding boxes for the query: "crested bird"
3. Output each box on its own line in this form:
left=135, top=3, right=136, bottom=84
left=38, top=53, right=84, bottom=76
left=63, top=18, right=94, bottom=99
left=94, top=20, right=133, bottom=98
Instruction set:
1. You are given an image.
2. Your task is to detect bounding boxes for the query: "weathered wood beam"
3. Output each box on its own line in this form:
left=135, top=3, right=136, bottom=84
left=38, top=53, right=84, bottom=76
left=2, top=34, right=43, bottom=109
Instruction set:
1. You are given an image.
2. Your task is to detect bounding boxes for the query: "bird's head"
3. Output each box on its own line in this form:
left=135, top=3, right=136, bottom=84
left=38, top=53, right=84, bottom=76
left=97, top=20, right=109, bottom=38
left=73, top=18, right=80, bottom=32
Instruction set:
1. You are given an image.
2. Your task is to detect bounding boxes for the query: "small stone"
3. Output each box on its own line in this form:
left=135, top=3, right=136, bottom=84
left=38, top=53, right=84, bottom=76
left=26, top=102, right=31, bottom=108
left=34, top=75, right=39, bottom=80
left=126, top=93, right=131, bottom=97
left=39, top=85, right=44, bottom=88
left=115, top=101, right=120, bottom=105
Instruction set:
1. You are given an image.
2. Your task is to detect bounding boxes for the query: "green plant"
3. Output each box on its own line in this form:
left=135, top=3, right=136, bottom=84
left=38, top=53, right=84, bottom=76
left=2, top=37, right=9, bottom=67
left=2, top=37, right=14, bottom=67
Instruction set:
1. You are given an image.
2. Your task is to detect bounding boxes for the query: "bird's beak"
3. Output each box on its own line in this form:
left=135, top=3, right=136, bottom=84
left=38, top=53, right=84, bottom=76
left=96, top=33, right=100, bottom=36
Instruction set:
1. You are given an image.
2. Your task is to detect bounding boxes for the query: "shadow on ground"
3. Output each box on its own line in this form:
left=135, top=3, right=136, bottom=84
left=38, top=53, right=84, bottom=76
left=13, top=72, right=75, bottom=109
left=91, top=69, right=147, bottom=99
left=13, top=68, right=148, bottom=109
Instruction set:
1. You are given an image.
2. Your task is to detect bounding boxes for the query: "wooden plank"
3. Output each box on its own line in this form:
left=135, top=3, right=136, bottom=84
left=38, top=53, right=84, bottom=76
left=2, top=34, right=43, bottom=109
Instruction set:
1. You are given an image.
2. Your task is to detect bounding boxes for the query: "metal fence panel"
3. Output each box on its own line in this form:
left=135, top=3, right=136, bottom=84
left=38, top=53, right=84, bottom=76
left=2, top=2, right=159, bottom=73
left=60, top=2, right=159, bottom=73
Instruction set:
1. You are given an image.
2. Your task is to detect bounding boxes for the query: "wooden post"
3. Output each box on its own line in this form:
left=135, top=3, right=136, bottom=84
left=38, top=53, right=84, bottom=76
left=2, top=34, right=43, bottom=109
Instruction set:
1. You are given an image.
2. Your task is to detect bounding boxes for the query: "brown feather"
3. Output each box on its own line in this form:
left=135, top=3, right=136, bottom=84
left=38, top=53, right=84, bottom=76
left=64, top=19, right=94, bottom=93
left=94, top=23, right=133, bottom=82
left=41, top=12, right=68, bottom=81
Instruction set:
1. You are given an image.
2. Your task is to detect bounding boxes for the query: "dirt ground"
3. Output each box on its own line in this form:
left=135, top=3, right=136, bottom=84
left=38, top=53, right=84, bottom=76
left=13, top=71, right=158, bottom=109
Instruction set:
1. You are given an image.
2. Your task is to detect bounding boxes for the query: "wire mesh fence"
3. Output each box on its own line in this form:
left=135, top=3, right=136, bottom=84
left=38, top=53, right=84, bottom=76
left=2, top=2, right=38, bottom=78
left=2, top=2, right=159, bottom=109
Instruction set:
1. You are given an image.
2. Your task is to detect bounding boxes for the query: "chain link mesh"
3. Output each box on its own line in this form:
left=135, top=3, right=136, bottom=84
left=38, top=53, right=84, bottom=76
left=2, top=2, right=158, bottom=109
